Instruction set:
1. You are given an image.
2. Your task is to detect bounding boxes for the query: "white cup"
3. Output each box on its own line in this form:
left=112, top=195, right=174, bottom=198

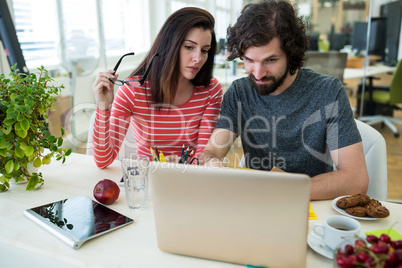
left=121, top=156, right=150, bottom=209
left=312, top=215, right=361, bottom=250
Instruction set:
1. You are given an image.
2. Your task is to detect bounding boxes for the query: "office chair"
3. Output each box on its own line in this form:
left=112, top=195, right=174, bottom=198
left=86, top=112, right=137, bottom=160
left=358, top=60, right=402, bottom=137
left=238, top=119, right=388, bottom=201
left=304, top=51, right=348, bottom=83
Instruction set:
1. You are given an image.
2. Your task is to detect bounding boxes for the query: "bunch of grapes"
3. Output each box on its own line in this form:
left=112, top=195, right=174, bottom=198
left=335, top=234, right=402, bottom=268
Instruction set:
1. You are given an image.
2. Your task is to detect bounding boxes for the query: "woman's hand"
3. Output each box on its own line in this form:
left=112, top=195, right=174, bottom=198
left=92, top=70, right=118, bottom=111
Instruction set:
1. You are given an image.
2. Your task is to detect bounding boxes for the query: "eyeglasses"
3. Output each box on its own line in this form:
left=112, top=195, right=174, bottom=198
left=109, top=52, right=159, bottom=86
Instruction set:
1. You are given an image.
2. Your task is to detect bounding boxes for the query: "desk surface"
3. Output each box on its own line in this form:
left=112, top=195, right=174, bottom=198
left=1, top=152, right=401, bottom=268
left=344, top=64, right=396, bottom=80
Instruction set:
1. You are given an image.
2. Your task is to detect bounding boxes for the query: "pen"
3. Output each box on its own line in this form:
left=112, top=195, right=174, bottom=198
left=154, top=146, right=160, bottom=161
left=150, top=147, right=158, bottom=161
left=184, top=146, right=189, bottom=157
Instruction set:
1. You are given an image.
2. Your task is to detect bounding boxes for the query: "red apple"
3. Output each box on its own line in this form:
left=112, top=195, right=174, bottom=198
left=93, top=179, right=120, bottom=205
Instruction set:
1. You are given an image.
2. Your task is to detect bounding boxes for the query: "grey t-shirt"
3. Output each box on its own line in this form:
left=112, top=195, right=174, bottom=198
left=216, top=68, right=361, bottom=177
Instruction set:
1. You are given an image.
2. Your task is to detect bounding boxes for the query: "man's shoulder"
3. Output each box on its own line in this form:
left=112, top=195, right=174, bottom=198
left=297, top=68, right=343, bottom=92
left=299, top=67, right=340, bottom=83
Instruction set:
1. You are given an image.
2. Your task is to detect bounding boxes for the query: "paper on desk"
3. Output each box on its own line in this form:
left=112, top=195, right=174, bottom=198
left=309, top=203, right=317, bottom=220
left=366, top=228, right=402, bottom=240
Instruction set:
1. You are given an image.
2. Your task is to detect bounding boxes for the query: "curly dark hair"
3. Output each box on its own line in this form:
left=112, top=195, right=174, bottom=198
left=226, top=0, right=310, bottom=75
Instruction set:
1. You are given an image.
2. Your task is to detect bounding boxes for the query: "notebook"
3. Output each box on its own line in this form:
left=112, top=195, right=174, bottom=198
left=149, top=163, right=311, bottom=268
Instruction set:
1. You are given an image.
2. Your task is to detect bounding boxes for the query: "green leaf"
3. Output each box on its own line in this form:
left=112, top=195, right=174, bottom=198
left=61, top=128, right=65, bottom=136
left=57, top=137, right=63, bottom=147
left=26, top=175, right=39, bottom=191
left=28, top=153, right=35, bottom=162
left=15, top=129, right=27, bottom=138
left=0, top=142, right=11, bottom=149
left=14, top=146, right=25, bottom=158
left=3, top=118, right=16, bottom=125
left=0, top=184, right=7, bottom=193
left=14, top=122, right=22, bottom=131
left=10, top=93, right=17, bottom=101
left=38, top=105, right=44, bottom=115
left=42, top=155, right=51, bottom=165
left=16, top=105, right=27, bottom=113
left=19, top=142, right=27, bottom=150
left=0, top=175, right=8, bottom=184
left=5, top=160, right=14, bottom=174
left=13, top=161, right=20, bottom=171
left=17, top=113, right=25, bottom=122
left=33, top=157, right=42, bottom=168
left=25, top=146, right=35, bottom=156
left=20, top=119, right=30, bottom=131
left=50, top=145, right=57, bottom=151
left=4, top=125, right=12, bottom=135
left=66, top=149, right=72, bottom=156
left=0, top=149, right=7, bottom=157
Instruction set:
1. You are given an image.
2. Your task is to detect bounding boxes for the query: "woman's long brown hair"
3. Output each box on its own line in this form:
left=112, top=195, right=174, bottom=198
left=130, top=7, right=217, bottom=105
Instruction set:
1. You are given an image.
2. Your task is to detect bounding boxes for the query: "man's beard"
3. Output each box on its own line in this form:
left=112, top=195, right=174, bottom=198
left=249, top=64, right=289, bottom=96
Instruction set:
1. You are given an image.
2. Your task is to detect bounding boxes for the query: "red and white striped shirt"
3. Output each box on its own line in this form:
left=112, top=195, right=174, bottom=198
left=92, top=77, right=223, bottom=168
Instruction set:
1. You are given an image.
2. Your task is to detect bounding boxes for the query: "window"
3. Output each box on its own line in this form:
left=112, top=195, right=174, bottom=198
left=12, top=0, right=59, bottom=68
left=59, top=0, right=100, bottom=75
left=101, top=0, right=150, bottom=57
left=12, top=0, right=150, bottom=71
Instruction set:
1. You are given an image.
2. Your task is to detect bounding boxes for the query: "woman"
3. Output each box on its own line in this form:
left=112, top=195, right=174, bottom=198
left=91, top=7, right=223, bottom=168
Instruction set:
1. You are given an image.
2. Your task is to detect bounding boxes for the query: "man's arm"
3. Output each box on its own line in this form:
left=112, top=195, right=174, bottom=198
left=199, top=128, right=238, bottom=166
left=310, top=141, right=369, bottom=200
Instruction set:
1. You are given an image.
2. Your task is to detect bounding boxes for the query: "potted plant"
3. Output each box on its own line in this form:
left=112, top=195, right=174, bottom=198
left=0, top=65, right=71, bottom=192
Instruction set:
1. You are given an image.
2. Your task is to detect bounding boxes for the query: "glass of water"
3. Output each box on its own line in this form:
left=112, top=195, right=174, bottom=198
left=121, top=156, right=150, bottom=209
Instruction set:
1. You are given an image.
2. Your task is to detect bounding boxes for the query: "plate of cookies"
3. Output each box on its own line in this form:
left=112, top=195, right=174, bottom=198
left=332, top=194, right=390, bottom=220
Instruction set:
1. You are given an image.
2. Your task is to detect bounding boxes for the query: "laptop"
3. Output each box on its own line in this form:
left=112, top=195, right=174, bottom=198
left=149, top=163, right=311, bottom=268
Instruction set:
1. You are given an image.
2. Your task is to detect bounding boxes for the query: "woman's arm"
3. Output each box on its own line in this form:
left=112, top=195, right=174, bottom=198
left=91, top=72, right=132, bottom=169
left=194, top=79, right=223, bottom=157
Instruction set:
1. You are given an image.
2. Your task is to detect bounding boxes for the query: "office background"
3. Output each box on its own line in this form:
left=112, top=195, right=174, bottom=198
left=1, top=0, right=401, bottom=201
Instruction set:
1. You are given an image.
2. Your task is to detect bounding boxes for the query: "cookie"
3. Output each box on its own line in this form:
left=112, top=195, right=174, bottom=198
left=366, top=205, right=390, bottom=218
left=345, top=206, right=367, bottom=217
left=336, top=194, right=370, bottom=209
left=364, top=199, right=382, bottom=209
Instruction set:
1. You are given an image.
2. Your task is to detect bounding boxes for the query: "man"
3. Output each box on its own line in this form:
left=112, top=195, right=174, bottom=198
left=200, top=0, right=368, bottom=200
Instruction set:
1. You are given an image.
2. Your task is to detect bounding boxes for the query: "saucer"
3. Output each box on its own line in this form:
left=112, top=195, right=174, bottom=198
left=307, top=232, right=334, bottom=259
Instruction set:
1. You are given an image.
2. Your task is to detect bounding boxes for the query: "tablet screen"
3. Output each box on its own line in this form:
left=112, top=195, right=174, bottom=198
left=24, top=195, right=134, bottom=249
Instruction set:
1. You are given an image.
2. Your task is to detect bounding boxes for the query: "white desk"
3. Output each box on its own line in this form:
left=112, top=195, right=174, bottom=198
left=344, top=64, right=396, bottom=80
left=1, top=152, right=401, bottom=267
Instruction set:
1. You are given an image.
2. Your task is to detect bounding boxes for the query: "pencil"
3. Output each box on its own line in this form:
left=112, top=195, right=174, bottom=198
left=150, top=147, right=158, bottom=161
left=180, top=145, right=185, bottom=157
left=159, top=151, right=166, bottom=162
left=154, top=146, right=160, bottom=161
left=186, top=150, right=194, bottom=164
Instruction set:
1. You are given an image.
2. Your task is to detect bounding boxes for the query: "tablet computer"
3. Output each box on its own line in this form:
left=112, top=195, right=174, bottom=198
left=24, top=195, right=134, bottom=249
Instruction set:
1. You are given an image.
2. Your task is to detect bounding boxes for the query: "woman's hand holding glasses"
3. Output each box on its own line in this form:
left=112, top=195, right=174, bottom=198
left=92, top=70, right=118, bottom=111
